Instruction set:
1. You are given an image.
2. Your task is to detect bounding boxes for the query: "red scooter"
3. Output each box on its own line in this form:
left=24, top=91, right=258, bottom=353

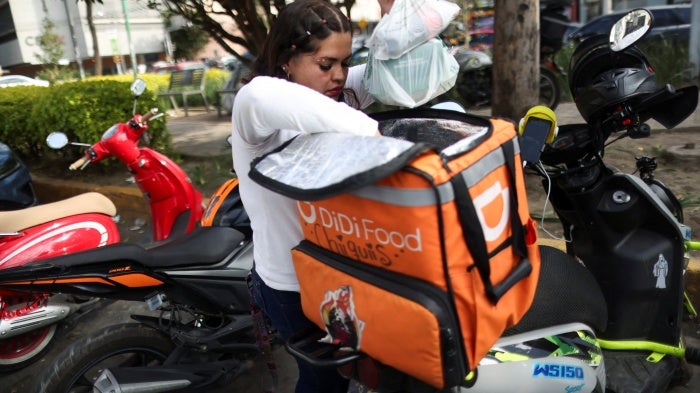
left=0, top=78, right=203, bottom=371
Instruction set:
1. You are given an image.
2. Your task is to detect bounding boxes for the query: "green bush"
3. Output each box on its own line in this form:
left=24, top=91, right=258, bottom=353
left=92, top=69, right=231, bottom=110
left=639, top=35, right=693, bottom=87
left=0, top=79, right=170, bottom=159
left=0, top=86, right=42, bottom=151
left=89, top=73, right=171, bottom=94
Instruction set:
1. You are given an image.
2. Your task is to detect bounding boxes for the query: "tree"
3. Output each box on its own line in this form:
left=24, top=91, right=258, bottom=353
left=491, top=0, right=539, bottom=120
left=147, top=0, right=356, bottom=64
left=170, top=24, right=210, bottom=60
left=35, top=16, right=67, bottom=83
left=35, top=17, right=64, bottom=66
left=79, top=0, right=104, bottom=76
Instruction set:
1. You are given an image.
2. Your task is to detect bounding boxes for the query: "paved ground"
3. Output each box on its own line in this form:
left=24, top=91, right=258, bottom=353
left=2, top=102, right=700, bottom=392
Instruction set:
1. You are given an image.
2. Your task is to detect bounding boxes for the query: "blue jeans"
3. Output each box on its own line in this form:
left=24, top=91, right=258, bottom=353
left=250, top=268, right=349, bottom=393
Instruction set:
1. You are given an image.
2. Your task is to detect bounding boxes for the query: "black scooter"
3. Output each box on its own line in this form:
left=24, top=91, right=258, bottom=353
left=0, top=141, right=37, bottom=210
left=282, top=8, right=700, bottom=393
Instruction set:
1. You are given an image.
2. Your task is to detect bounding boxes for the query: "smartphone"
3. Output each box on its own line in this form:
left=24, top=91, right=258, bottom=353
left=520, top=117, right=553, bottom=163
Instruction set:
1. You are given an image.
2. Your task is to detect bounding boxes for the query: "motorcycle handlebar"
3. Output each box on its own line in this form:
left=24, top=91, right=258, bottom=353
left=141, top=108, right=159, bottom=123
left=69, top=156, right=90, bottom=171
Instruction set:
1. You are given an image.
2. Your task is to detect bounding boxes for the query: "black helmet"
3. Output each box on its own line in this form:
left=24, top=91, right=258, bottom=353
left=568, top=34, right=658, bottom=125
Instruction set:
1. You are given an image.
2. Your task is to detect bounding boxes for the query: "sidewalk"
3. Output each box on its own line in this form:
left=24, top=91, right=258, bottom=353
left=166, top=100, right=700, bottom=158
left=166, top=108, right=233, bottom=157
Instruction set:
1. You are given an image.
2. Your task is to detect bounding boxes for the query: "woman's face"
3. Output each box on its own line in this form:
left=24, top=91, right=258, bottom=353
left=284, top=31, right=352, bottom=101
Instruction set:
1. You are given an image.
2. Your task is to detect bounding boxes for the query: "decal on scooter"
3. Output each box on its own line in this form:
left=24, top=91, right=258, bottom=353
left=565, top=383, right=585, bottom=393
left=319, top=286, right=365, bottom=350
left=0, top=222, right=111, bottom=265
left=653, top=253, right=669, bottom=289
left=532, top=363, right=584, bottom=380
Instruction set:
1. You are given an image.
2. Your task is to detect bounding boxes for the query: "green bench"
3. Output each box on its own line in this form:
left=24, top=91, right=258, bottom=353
left=158, top=68, right=210, bottom=117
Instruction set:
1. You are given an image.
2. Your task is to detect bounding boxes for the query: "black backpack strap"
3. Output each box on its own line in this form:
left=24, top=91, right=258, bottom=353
left=450, top=139, right=531, bottom=303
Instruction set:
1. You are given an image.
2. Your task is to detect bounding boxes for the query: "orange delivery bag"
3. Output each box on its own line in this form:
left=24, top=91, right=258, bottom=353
left=249, top=108, right=541, bottom=389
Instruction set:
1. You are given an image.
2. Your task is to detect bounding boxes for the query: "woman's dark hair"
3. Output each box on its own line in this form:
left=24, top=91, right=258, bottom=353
left=252, top=0, right=352, bottom=79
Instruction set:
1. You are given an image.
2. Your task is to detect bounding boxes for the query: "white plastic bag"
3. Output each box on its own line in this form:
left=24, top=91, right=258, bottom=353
left=366, top=0, right=460, bottom=60
left=364, top=38, right=459, bottom=108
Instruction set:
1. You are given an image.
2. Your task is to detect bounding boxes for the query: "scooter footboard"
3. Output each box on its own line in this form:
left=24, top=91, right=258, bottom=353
left=286, top=327, right=438, bottom=392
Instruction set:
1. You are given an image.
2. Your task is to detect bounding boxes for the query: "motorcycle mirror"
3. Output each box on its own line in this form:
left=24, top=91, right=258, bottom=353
left=609, top=9, right=653, bottom=52
left=130, top=78, right=147, bottom=98
left=46, top=132, right=69, bottom=149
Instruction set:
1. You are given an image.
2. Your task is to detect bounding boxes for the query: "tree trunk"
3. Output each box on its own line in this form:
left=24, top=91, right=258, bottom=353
left=86, top=1, right=102, bottom=76
left=491, top=0, right=539, bottom=120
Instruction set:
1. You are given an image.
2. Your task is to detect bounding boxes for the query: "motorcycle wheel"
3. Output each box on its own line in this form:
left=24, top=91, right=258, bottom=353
left=539, top=66, right=561, bottom=110
left=0, top=324, right=57, bottom=372
left=39, top=323, right=174, bottom=393
left=0, top=291, right=57, bottom=373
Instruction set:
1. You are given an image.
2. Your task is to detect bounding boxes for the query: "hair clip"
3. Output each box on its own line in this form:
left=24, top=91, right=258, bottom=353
left=306, top=30, right=311, bottom=36
left=291, top=44, right=297, bottom=50
left=322, top=19, right=327, bottom=24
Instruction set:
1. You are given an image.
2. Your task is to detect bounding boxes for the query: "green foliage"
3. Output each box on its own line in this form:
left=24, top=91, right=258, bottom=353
left=639, top=35, right=693, bottom=87
left=0, top=80, right=171, bottom=160
left=34, top=17, right=75, bottom=83
left=89, top=69, right=230, bottom=110
left=0, top=87, right=45, bottom=151
left=203, top=68, right=232, bottom=97
left=170, top=25, right=210, bottom=60
left=35, top=18, right=63, bottom=65
left=88, top=73, right=172, bottom=95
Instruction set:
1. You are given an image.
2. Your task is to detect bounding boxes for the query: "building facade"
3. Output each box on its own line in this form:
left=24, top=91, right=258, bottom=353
left=0, top=0, right=171, bottom=76
left=0, top=0, right=384, bottom=77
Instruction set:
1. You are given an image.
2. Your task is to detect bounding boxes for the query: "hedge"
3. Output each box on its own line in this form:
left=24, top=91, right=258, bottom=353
left=0, top=79, right=170, bottom=160
left=90, top=68, right=232, bottom=109
left=0, top=68, right=231, bottom=160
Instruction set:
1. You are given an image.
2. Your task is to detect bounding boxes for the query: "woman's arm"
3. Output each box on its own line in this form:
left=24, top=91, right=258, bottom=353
left=233, top=76, right=378, bottom=145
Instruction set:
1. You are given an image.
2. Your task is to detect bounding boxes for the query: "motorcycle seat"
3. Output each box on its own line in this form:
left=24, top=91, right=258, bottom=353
left=0, top=192, right=116, bottom=233
left=503, top=245, right=608, bottom=335
left=144, top=225, right=247, bottom=267
left=0, top=226, right=246, bottom=275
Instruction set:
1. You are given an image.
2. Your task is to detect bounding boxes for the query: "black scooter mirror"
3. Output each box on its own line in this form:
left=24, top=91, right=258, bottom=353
left=46, top=132, right=69, bottom=149
left=609, top=9, right=653, bottom=52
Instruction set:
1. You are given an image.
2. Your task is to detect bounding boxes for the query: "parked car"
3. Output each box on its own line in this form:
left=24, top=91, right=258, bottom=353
left=151, top=61, right=207, bottom=74
left=0, top=75, right=49, bottom=88
left=566, top=4, right=691, bottom=44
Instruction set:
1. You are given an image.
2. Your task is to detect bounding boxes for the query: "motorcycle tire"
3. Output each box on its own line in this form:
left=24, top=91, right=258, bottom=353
left=38, top=323, right=174, bottom=393
left=539, top=66, right=561, bottom=110
left=0, top=324, right=57, bottom=373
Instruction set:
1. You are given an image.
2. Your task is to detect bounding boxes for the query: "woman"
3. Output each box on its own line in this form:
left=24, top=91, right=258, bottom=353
left=230, top=1, right=387, bottom=391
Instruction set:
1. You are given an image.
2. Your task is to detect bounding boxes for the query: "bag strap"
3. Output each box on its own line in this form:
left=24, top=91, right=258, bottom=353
left=450, top=139, right=531, bottom=303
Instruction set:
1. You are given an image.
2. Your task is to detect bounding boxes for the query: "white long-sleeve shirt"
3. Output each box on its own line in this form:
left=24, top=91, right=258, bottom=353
left=231, top=65, right=378, bottom=291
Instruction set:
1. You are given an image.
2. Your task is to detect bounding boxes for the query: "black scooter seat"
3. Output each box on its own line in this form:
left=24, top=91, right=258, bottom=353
left=0, top=226, right=246, bottom=278
left=145, top=226, right=246, bottom=267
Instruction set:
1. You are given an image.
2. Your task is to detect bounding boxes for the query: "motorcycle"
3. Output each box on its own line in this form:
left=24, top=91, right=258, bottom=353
left=282, top=8, right=700, bottom=393
left=453, top=2, right=568, bottom=111
left=0, top=187, right=254, bottom=392
left=452, top=47, right=563, bottom=112
left=0, top=79, right=203, bottom=372
left=46, top=78, right=203, bottom=242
